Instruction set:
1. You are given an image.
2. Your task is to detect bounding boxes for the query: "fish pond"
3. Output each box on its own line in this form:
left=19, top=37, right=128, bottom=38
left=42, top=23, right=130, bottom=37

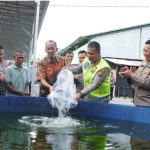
left=0, top=113, right=150, bottom=150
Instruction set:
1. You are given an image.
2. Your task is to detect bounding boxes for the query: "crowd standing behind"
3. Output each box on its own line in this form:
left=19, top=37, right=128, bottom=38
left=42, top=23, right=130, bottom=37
left=0, top=41, right=112, bottom=102
left=1, top=39, right=150, bottom=108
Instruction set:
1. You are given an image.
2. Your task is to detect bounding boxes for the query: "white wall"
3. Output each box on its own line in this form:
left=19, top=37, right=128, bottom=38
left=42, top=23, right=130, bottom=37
left=93, top=29, right=140, bottom=59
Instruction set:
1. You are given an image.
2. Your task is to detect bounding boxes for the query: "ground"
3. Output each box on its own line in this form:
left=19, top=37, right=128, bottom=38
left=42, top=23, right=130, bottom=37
left=109, top=97, right=134, bottom=106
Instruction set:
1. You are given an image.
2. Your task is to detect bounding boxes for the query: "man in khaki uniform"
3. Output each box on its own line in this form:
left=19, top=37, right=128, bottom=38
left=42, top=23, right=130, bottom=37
left=119, top=40, right=150, bottom=107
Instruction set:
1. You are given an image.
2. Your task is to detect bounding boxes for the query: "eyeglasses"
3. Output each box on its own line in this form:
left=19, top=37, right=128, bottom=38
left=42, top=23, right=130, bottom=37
left=143, top=50, right=150, bottom=55
left=46, top=47, right=55, bottom=51
left=17, top=57, right=24, bottom=59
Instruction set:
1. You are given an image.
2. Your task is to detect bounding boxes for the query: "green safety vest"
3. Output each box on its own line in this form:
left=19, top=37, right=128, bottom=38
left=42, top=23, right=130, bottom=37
left=82, top=57, right=111, bottom=98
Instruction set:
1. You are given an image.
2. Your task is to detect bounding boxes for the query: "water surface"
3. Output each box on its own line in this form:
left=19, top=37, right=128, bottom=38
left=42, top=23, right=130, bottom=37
left=0, top=113, right=150, bottom=150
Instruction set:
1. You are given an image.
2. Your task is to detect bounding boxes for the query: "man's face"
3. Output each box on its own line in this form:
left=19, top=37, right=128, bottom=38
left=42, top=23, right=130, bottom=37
left=45, top=41, right=57, bottom=57
left=0, top=49, right=4, bottom=62
left=143, top=44, right=150, bottom=62
left=15, top=52, right=24, bottom=66
left=65, top=53, right=74, bottom=64
left=78, top=53, right=87, bottom=63
left=87, top=47, right=100, bottom=64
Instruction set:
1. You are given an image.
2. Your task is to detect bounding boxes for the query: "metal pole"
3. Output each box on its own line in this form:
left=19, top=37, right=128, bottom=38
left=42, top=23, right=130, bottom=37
left=138, top=27, right=142, bottom=59
left=30, top=0, right=40, bottom=96
left=33, top=0, right=40, bottom=64
left=28, top=23, right=35, bottom=67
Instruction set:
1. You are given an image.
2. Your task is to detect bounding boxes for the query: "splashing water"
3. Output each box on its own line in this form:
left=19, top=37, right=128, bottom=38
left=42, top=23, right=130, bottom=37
left=18, top=116, right=81, bottom=128
left=18, top=69, right=79, bottom=129
left=18, top=116, right=81, bottom=150
left=47, top=69, right=78, bottom=117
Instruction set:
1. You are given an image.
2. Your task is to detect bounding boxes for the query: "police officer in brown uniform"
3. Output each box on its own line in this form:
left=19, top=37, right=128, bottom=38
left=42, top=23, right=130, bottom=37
left=119, top=40, right=150, bottom=107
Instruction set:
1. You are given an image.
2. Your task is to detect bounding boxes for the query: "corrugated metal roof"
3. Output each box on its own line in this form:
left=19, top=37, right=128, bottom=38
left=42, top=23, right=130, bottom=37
left=0, top=1, right=49, bottom=62
left=105, top=58, right=142, bottom=66
left=58, top=36, right=90, bottom=56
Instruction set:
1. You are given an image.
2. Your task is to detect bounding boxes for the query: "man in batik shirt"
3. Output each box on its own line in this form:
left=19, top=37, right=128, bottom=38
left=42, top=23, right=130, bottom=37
left=37, top=40, right=65, bottom=96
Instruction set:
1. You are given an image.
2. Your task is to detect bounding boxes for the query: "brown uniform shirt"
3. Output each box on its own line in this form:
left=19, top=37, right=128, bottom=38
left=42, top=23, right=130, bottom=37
left=132, top=62, right=150, bottom=106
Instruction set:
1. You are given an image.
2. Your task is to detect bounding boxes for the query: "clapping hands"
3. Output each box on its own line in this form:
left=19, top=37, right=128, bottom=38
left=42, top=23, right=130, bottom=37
left=119, top=66, right=137, bottom=78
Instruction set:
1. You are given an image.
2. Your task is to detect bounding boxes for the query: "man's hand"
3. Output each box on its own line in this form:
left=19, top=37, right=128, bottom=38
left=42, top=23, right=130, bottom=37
left=0, top=72, right=5, bottom=81
left=119, top=66, right=135, bottom=78
left=74, top=92, right=82, bottom=101
left=74, top=74, right=80, bottom=80
left=119, top=66, right=129, bottom=72
left=130, top=66, right=137, bottom=73
left=21, top=92, right=30, bottom=96
left=48, top=85, right=54, bottom=93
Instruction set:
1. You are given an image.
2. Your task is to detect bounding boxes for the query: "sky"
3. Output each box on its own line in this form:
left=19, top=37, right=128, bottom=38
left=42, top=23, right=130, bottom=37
left=36, top=0, right=150, bottom=59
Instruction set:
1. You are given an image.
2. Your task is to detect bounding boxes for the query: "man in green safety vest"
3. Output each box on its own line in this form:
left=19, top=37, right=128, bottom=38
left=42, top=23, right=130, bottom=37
left=69, top=41, right=111, bottom=102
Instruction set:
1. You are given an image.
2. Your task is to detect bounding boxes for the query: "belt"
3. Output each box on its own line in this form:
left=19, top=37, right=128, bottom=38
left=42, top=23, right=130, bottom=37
left=86, top=95, right=110, bottom=102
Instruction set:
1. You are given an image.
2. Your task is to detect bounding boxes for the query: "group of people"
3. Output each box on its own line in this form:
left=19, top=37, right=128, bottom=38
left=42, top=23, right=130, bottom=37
left=0, top=39, right=150, bottom=106
left=0, top=46, right=29, bottom=96
left=36, top=40, right=111, bottom=102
